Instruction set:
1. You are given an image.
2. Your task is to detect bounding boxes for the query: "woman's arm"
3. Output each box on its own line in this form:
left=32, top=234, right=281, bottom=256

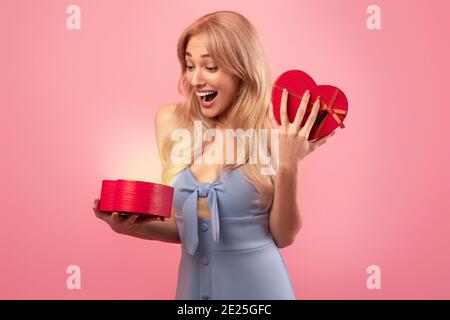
left=93, top=103, right=181, bottom=244
left=126, top=103, right=181, bottom=243
left=123, top=103, right=181, bottom=243
left=92, top=199, right=181, bottom=243
left=124, top=213, right=181, bottom=244
left=267, top=89, right=334, bottom=248
left=268, top=165, right=302, bottom=248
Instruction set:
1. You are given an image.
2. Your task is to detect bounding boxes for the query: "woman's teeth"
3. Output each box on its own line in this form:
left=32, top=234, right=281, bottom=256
left=196, top=91, right=218, bottom=101
left=197, top=90, right=218, bottom=107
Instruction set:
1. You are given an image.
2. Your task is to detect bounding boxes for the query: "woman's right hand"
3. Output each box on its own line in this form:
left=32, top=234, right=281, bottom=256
left=92, top=198, right=164, bottom=235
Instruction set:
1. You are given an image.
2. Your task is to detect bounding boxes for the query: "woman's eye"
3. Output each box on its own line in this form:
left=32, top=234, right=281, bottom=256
left=185, top=65, right=217, bottom=72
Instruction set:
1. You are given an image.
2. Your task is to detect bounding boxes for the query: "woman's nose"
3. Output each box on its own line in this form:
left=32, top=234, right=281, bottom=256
left=191, top=69, right=205, bottom=87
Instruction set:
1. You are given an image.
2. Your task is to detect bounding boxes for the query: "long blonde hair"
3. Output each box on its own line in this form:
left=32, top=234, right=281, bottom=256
left=161, top=10, right=276, bottom=210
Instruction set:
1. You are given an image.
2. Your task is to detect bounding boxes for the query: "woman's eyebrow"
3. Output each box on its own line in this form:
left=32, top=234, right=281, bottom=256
left=185, top=52, right=210, bottom=58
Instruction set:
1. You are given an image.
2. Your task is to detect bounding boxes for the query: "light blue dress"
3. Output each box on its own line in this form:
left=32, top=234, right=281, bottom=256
left=171, top=165, right=295, bottom=300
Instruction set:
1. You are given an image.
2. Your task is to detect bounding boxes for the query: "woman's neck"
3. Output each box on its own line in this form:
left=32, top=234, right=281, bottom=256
left=213, top=113, right=231, bottom=130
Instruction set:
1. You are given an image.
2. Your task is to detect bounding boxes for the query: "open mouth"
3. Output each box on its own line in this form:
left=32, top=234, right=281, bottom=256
left=198, top=91, right=218, bottom=107
left=201, top=91, right=218, bottom=102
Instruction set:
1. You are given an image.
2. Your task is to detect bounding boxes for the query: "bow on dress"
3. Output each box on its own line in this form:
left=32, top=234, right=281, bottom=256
left=181, top=177, right=223, bottom=256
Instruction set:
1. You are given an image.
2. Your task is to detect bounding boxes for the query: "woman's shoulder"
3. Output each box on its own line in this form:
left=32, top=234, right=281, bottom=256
left=155, top=102, right=185, bottom=132
left=155, top=102, right=183, bottom=161
left=156, top=102, right=180, bottom=122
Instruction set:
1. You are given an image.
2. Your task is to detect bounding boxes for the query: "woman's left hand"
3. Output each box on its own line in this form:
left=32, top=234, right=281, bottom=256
left=268, top=88, right=335, bottom=171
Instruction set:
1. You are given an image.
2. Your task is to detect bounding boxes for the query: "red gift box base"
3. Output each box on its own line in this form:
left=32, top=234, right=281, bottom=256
left=98, top=179, right=174, bottom=218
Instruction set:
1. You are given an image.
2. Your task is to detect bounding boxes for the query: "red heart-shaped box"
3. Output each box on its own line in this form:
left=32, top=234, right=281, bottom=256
left=272, top=70, right=348, bottom=141
left=98, top=179, right=174, bottom=218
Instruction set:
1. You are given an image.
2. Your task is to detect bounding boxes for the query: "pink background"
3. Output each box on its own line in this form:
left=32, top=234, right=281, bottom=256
left=1, top=0, right=449, bottom=299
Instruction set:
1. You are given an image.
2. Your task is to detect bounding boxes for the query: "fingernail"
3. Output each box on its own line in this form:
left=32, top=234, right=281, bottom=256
left=283, top=88, right=287, bottom=94
left=306, top=90, right=310, bottom=96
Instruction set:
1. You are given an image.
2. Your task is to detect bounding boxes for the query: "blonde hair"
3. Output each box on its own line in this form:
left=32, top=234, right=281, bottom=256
left=161, top=10, right=276, bottom=210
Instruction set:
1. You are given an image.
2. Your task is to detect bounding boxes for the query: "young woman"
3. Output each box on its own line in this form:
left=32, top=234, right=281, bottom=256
left=92, top=10, right=334, bottom=300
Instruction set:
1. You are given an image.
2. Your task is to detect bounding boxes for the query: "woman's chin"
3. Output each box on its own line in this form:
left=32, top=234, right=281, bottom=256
left=200, top=106, right=218, bottom=117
